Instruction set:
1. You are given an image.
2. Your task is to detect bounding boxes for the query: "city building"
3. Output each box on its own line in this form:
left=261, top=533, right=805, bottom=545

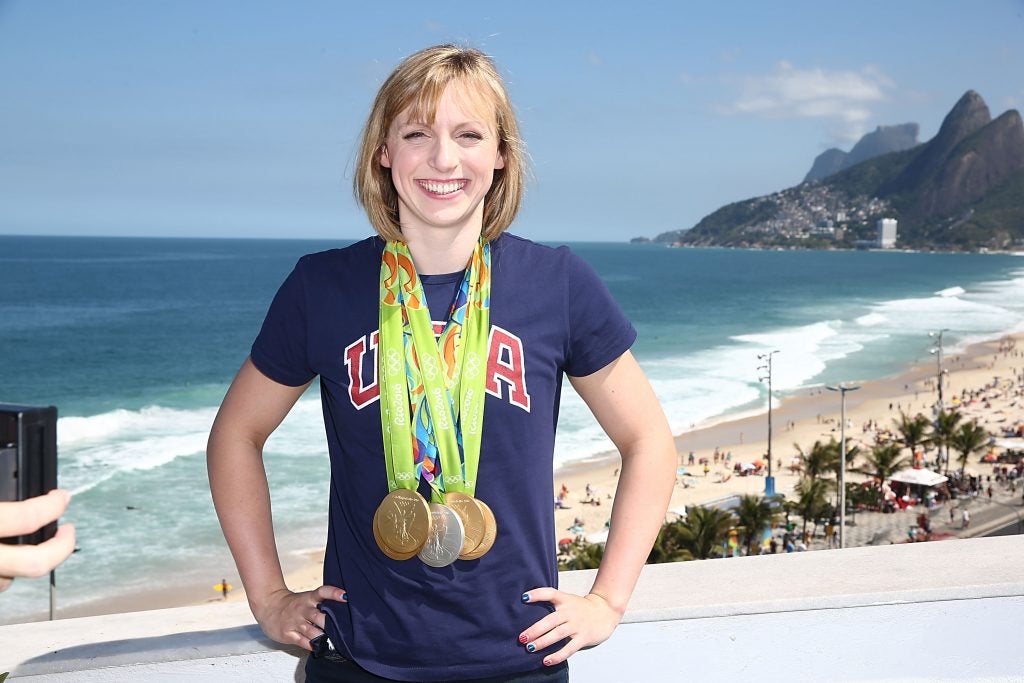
left=877, top=217, right=898, bottom=248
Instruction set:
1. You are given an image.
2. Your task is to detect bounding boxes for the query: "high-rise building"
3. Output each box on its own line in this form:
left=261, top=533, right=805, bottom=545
left=876, top=218, right=897, bottom=249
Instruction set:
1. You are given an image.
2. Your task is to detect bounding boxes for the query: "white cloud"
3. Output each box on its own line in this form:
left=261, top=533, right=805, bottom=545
left=721, top=61, right=895, bottom=142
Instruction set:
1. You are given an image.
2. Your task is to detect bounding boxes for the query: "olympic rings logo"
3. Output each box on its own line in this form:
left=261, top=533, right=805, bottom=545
left=386, top=348, right=403, bottom=376
left=421, top=355, right=439, bottom=381
left=464, top=352, right=481, bottom=379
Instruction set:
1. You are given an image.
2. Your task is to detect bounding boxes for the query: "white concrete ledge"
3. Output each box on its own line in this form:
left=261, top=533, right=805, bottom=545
left=3, top=536, right=1022, bottom=682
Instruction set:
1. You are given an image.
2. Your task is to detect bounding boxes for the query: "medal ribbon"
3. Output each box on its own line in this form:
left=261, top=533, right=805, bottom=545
left=378, top=239, right=490, bottom=500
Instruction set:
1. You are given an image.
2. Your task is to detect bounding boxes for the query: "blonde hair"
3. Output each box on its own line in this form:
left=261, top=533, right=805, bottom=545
left=354, top=44, right=525, bottom=242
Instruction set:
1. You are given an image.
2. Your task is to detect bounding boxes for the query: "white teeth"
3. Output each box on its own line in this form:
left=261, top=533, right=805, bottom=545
left=421, top=181, right=464, bottom=195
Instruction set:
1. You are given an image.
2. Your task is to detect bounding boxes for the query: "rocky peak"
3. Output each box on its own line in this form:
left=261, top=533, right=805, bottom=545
left=805, top=123, right=919, bottom=182
left=881, top=90, right=993, bottom=196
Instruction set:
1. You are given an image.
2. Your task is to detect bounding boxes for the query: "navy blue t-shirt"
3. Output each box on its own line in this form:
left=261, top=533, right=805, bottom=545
left=251, top=233, right=636, bottom=681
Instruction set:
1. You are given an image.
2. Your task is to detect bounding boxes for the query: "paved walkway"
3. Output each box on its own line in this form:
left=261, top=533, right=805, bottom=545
left=799, top=481, right=1024, bottom=550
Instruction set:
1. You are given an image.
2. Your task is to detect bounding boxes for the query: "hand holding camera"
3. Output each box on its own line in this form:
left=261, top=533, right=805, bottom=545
left=0, top=489, right=75, bottom=593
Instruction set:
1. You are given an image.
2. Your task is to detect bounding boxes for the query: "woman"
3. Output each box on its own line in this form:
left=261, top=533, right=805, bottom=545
left=208, top=44, right=675, bottom=682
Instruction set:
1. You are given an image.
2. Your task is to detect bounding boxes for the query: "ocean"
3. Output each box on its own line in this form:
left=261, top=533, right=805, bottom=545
left=2, top=234, right=1024, bottom=622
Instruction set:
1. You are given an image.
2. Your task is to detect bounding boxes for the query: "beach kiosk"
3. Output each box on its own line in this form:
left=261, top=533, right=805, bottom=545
left=888, top=468, right=949, bottom=509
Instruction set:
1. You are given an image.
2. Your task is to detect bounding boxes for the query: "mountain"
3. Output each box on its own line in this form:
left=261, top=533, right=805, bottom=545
left=805, top=148, right=848, bottom=182
left=804, top=123, right=920, bottom=182
left=655, top=91, right=1024, bottom=251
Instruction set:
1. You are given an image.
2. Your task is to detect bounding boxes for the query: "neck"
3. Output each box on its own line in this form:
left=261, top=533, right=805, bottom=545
left=402, top=224, right=483, bottom=275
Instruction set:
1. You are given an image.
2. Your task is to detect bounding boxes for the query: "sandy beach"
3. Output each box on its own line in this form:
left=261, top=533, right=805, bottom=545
left=552, top=332, right=1023, bottom=546
left=36, top=332, right=1024, bottom=619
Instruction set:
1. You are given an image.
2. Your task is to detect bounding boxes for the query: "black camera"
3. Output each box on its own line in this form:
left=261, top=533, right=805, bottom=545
left=0, top=404, right=58, bottom=545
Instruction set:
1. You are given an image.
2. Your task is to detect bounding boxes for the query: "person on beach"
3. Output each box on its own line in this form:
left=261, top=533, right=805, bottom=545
left=207, top=44, right=675, bottom=683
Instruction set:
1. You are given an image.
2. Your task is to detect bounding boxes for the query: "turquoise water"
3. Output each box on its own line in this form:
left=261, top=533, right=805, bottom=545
left=2, top=235, right=1023, bottom=620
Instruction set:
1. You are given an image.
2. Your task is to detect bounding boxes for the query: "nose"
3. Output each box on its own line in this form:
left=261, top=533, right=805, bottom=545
left=429, top=136, right=457, bottom=173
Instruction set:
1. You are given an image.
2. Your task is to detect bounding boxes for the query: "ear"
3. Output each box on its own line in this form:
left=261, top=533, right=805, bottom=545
left=379, top=145, right=391, bottom=169
left=494, top=151, right=505, bottom=170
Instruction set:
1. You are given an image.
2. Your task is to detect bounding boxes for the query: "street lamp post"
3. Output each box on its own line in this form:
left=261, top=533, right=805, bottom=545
left=929, top=328, right=950, bottom=469
left=929, top=328, right=950, bottom=411
left=827, top=382, right=860, bottom=549
left=757, top=350, right=779, bottom=497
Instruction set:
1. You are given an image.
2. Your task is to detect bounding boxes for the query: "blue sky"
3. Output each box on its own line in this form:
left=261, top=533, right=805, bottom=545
left=1, top=1, right=1022, bottom=242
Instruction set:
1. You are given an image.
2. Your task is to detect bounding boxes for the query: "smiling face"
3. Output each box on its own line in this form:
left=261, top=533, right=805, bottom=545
left=380, top=82, right=505, bottom=240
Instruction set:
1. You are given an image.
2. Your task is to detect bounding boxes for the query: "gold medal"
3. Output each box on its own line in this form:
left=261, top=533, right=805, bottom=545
left=374, top=512, right=420, bottom=560
left=447, top=491, right=486, bottom=558
left=461, top=499, right=497, bottom=560
left=373, top=489, right=431, bottom=558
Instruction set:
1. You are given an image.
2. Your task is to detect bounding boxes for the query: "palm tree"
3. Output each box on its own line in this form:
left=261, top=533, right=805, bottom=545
left=856, top=442, right=911, bottom=486
left=735, top=494, right=777, bottom=556
left=647, top=521, right=689, bottom=564
left=677, top=506, right=735, bottom=560
left=794, top=440, right=840, bottom=489
left=894, top=412, right=932, bottom=461
left=950, top=420, right=989, bottom=478
left=931, top=409, right=962, bottom=471
left=794, top=477, right=830, bottom=537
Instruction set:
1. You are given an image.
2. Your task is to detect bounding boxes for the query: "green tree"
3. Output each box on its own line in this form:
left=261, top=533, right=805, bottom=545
left=794, top=440, right=839, bottom=489
left=931, top=410, right=962, bottom=471
left=794, top=478, right=831, bottom=536
left=950, top=420, right=989, bottom=477
left=856, top=441, right=911, bottom=486
left=735, top=494, right=777, bottom=556
left=558, top=538, right=604, bottom=570
left=677, top=506, right=735, bottom=560
left=894, top=412, right=933, bottom=460
left=647, top=521, right=690, bottom=564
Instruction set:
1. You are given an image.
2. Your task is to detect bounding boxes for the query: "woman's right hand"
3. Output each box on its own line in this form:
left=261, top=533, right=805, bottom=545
left=251, top=584, right=347, bottom=651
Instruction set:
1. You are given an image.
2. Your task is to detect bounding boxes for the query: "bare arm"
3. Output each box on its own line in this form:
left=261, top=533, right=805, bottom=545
left=207, top=357, right=343, bottom=650
left=520, top=350, right=676, bottom=665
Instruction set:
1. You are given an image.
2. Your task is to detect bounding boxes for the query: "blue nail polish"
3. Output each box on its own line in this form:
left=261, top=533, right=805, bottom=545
left=521, top=593, right=530, bottom=603
left=526, top=643, right=536, bottom=653
left=341, top=592, right=348, bottom=601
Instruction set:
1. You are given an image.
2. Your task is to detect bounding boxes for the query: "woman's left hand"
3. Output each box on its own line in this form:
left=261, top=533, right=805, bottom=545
left=518, top=588, right=623, bottom=666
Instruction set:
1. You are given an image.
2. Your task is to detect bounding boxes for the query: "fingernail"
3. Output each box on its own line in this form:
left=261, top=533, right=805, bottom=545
left=521, top=593, right=530, bottom=603
left=526, top=643, right=536, bottom=653
left=543, top=658, right=552, bottom=667
left=518, top=634, right=529, bottom=644
left=341, top=592, right=348, bottom=601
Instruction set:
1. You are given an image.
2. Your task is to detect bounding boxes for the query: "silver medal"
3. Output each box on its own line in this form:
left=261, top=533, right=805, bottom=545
left=418, top=503, right=465, bottom=568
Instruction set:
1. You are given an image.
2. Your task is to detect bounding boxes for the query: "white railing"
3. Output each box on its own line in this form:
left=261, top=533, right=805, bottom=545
left=3, top=535, right=1022, bottom=682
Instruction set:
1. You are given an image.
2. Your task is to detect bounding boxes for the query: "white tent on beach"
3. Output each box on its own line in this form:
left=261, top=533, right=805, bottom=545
left=889, top=468, right=948, bottom=487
